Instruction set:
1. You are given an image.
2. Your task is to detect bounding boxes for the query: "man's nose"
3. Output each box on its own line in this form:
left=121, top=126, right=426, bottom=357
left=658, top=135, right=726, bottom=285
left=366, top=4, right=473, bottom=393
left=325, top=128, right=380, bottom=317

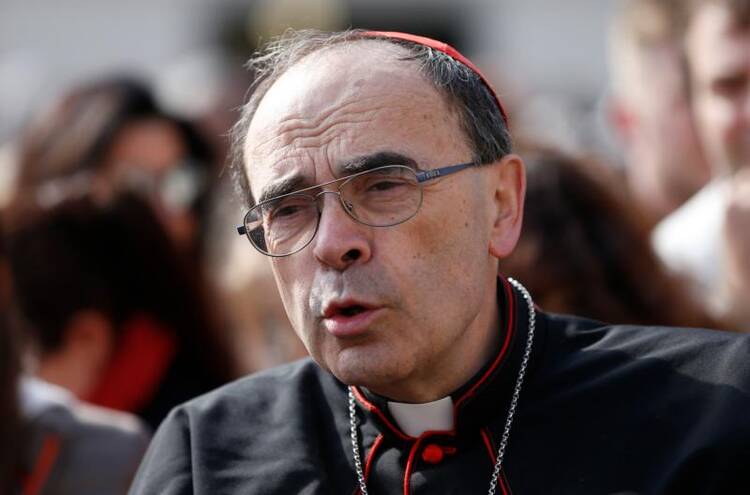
left=312, top=192, right=372, bottom=270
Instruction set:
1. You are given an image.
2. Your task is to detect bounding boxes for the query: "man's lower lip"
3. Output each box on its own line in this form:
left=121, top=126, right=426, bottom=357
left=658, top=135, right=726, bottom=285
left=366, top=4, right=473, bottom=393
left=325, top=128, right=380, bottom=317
left=322, top=308, right=383, bottom=337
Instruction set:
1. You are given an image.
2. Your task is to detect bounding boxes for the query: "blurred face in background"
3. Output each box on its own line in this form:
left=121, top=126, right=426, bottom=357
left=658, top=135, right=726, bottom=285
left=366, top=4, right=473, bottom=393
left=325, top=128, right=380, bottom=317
left=611, top=39, right=711, bottom=222
left=686, top=3, right=750, bottom=173
left=104, top=118, right=204, bottom=250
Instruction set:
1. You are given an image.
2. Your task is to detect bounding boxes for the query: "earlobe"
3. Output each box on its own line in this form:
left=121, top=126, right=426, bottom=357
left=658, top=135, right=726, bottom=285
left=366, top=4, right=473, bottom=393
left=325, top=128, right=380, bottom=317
left=609, top=99, right=635, bottom=145
left=488, top=154, right=526, bottom=259
left=65, top=310, right=116, bottom=370
left=36, top=310, right=115, bottom=398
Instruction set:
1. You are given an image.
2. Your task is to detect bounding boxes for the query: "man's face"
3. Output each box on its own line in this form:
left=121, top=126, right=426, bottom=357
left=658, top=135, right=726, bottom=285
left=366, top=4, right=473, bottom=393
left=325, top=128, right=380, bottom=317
left=687, top=4, right=750, bottom=173
left=243, top=42, right=510, bottom=400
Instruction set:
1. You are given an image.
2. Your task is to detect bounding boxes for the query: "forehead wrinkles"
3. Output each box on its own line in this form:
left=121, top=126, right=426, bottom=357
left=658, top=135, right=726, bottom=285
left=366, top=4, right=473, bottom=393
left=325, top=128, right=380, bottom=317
left=249, top=94, right=408, bottom=151
left=245, top=44, right=453, bottom=181
left=247, top=94, right=428, bottom=167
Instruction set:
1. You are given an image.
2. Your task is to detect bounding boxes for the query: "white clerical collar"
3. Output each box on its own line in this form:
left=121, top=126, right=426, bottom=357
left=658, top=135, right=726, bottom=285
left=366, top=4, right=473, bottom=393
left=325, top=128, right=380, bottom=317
left=387, top=396, right=454, bottom=437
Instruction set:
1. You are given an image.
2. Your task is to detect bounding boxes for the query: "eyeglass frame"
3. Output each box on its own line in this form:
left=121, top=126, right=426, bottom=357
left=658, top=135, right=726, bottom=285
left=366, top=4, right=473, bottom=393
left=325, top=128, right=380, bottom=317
left=236, top=160, right=479, bottom=257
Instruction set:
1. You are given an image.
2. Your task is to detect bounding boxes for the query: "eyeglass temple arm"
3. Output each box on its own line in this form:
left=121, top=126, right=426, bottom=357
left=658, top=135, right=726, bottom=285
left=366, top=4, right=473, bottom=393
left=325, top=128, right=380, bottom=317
left=237, top=225, right=247, bottom=235
left=415, top=161, right=477, bottom=183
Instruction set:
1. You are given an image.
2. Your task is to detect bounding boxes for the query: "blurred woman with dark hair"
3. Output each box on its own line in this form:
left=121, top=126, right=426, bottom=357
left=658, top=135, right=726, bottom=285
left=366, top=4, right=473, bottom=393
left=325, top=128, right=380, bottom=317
left=5, top=191, right=234, bottom=429
left=3, top=213, right=150, bottom=495
left=0, top=234, right=21, bottom=494
left=15, top=77, right=215, bottom=261
left=501, top=146, right=722, bottom=329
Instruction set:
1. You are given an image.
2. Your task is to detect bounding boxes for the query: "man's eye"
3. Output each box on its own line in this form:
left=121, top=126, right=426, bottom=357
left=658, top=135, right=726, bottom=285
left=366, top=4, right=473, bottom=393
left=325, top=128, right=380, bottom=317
left=368, top=180, right=404, bottom=192
left=274, top=205, right=303, bottom=218
left=268, top=200, right=309, bottom=220
left=712, top=74, right=747, bottom=98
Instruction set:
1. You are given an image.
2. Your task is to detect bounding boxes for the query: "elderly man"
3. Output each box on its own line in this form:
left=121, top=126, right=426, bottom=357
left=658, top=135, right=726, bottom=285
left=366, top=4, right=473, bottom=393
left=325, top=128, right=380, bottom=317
left=130, top=30, right=750, bottom=494
left=652, top=0, right=750, bottom=327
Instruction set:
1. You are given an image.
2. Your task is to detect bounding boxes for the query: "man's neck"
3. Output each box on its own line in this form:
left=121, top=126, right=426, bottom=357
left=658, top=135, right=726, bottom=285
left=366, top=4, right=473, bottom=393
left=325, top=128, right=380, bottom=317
left=366, top=278, right=501, bottom=403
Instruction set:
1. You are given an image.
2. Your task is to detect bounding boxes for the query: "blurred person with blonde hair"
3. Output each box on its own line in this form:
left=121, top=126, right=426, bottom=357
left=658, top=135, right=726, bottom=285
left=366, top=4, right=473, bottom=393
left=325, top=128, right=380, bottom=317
left=653, top=0, right=750, bottom=329
left=609, top=0, right=711, bottom=228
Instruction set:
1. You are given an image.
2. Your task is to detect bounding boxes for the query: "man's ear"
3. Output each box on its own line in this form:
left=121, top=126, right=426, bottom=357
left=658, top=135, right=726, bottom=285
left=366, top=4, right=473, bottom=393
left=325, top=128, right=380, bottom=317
left=64, top=310, right=114, bottom=363
left=608, top=98, right=636, bottom=146
left=37, top=310, right=115, bottom=398
left=488, top=154, right=526, bottom=260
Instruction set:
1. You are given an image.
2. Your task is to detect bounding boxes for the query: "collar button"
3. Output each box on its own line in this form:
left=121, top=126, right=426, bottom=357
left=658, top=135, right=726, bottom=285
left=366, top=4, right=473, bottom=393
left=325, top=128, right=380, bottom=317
left=421, top=443, right=445, bottom=464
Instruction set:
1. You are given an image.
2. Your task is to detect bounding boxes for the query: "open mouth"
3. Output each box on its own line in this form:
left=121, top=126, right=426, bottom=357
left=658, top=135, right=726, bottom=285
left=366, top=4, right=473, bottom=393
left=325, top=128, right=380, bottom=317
left=322, top=301, right=381, bottom=337
left=323, top=301, right=377, bottom=320
left=337, top=305, right=367, bottom=317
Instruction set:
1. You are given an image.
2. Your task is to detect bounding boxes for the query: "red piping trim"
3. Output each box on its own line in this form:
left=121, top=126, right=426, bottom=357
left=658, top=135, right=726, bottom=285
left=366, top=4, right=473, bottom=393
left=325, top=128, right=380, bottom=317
left=364, top=434, right=384, bottom=483
left=351, top=387, right=412, bottom=441
left=454, top=277, right=516, bottom=413
left=22, top=433, right=61, bottom=495
left=501, top=474, right=512, bottom=495
left=403, top=437, right=426, bottom=495
left=480, top=428, right=512, bottom=495
left=361, top=31, right=510, bottom=126
left=353, top=434, right=385, bottom=495
left=480, top=427, right=497, bottom=465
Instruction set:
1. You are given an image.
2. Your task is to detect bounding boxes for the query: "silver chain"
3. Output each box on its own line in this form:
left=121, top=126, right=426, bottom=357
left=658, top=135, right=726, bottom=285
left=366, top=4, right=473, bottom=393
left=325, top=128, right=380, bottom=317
left=348, top=277, right=536, bottom=495
left=349, top=388, right=370, bottom=495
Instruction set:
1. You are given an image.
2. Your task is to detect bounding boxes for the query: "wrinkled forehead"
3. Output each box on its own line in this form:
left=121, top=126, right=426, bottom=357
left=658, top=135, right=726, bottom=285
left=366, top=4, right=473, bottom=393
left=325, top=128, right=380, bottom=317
left=242, top=41, right=459, bottom=196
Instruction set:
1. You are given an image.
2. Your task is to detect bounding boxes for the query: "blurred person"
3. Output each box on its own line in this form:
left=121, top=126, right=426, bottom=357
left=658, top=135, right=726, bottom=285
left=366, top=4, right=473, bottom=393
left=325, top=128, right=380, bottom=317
left=15, top=77, right=216, bottom=261
left=4, top=191, right=233, bottom=429
left=0, top=141, right=20, bottom=209
left=0, top=224, right=20, bottom=494
left=1, top=225, right=148, bottom=495
left=502, top=146, right=720, bottom=329
left=131, top=30, right=750, bottom=494
left=608, top=0, right=711, bottom=228
left=687, top=0, right=750, bottom=173
left=17, top=369, right=149, bottom=495
left=653, top=0, right=750, bottom=328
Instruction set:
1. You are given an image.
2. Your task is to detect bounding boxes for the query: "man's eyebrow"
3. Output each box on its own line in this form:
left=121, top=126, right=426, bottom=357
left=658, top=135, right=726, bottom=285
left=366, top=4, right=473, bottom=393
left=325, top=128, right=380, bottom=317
left=256, top=152, right=419, bottom=203
left=257, top=175, right=308, bottom=204
left=339, top=151, right=420, bottom=174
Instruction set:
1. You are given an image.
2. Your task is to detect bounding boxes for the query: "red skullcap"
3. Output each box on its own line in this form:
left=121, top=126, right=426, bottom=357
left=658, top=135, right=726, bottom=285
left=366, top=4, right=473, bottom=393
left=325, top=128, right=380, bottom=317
left=362, top=31, right=509, bottom=126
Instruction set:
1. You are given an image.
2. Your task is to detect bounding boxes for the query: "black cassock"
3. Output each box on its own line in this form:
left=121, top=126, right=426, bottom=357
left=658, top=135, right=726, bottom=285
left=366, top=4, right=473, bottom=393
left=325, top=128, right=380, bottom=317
left=129, top=277, right=750, bottom=495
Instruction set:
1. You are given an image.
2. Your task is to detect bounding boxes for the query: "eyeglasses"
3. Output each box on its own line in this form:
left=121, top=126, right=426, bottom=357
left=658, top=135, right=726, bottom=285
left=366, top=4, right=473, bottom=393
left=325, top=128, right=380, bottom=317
left=237, top=161, right=478, bottom=257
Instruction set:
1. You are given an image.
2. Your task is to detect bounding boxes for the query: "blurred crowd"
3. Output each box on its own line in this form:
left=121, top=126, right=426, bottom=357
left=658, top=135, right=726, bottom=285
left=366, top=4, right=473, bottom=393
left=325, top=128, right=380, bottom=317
left=0, top=0, right=748, bottom=493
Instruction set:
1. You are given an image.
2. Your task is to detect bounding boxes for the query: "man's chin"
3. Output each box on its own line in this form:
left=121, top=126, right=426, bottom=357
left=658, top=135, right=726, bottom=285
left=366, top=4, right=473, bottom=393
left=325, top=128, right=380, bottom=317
left=326, top=349, right=408, bottom=392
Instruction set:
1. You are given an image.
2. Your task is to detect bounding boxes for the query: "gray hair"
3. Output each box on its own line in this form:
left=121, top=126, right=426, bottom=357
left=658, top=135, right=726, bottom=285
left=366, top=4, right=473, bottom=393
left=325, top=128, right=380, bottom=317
left=228, top=29, right=512, bottom=206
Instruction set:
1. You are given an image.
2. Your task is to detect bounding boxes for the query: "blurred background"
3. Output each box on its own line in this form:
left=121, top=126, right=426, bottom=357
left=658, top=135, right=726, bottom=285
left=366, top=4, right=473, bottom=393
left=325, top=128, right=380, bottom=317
left=0, top=0, right=619, bottom=162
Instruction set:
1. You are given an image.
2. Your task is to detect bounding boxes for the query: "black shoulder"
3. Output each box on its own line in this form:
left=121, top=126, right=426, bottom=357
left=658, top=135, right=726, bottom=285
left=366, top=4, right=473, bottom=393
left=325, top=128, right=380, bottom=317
left=129, top=358, right=349, bottom=495
left=538, top=310, right=750, bottom=390
left=177, top=357, right=343, bottom=417
left=128, top=405, right=193, bottom=495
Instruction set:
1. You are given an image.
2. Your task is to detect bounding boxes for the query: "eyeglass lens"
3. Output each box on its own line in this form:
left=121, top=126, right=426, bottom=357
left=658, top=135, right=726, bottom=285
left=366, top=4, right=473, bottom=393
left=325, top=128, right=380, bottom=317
left=244, top=165, right=422, bottom=256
